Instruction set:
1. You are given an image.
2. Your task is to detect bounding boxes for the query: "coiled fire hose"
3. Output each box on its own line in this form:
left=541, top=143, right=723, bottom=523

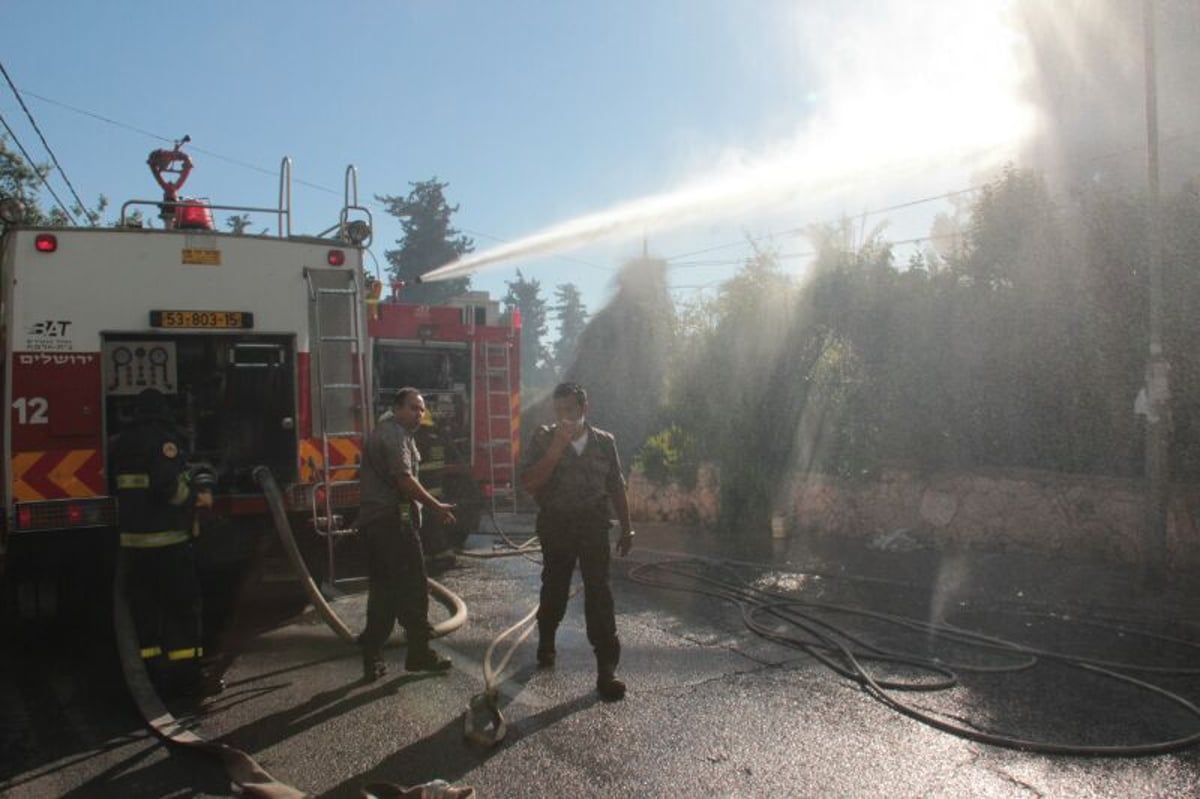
left=112, top=467, right=474, bottom=798
left=463, top=601, right=539, bottom=746
left=629, top=556, right=1200, bottom=756
left=254, top=466, right=467, bottom=643
left=459, top=511, right=551, bottom=747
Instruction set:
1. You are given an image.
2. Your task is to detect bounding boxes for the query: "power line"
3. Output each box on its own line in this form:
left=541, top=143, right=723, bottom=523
left=664, top=185, right=979, bottom=263
left=17, top=89, right=611, bottom=274
left=666, top=232, right=965, bottom=294
left=661, top=127, right=1200, bottom=267
left=20, top=89, right=341, bottom=195
left=0, top=109, right=76, bottom=222
left=0, top=60, right=88, bottom=216
left=9, top=87, right=962, bottom=279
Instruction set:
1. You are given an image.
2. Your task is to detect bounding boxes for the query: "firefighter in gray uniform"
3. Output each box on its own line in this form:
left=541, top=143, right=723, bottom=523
left=110, top=388, right=214, bottom=697
left=356, top=388, right=457, bottom=681
left=520, top=382, right=635, bottom=701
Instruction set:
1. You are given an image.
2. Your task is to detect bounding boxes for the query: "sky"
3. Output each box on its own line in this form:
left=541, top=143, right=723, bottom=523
left=3, top=1, right=1195, bottom=323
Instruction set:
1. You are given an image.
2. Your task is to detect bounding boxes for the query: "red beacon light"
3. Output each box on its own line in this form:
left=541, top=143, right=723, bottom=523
left=34, top=233, right=58, bottom=252
left=174, top=199, right=214, bottom=230
left=327, top=249, right=346, bottom=266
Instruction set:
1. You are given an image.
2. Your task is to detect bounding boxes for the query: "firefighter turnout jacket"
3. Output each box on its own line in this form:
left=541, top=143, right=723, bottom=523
left=110, top=418, right=197, bottom=548
left=110, top=398, right=207, bottom=678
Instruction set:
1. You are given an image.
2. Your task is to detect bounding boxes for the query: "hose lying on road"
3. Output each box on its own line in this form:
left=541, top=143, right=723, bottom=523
left=113, top=551, right=307, bottom=799
left=461, top=510, right=552, bottom=747
left=628, top=556, right=1200, bottom=757
left=456, top=511, right=541, bottom=563
left=113, top=468, right=474, bottom=798
left=254, top=466, right=467, bottom=643
left=463, top=601, right=539, bottom=747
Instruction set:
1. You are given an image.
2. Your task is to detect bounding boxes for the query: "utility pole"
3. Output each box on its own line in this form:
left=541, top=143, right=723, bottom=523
left=1142, top=0, right=1170, bottom=583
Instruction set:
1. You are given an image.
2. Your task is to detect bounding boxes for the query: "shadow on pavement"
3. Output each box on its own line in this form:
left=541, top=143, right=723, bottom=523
left=320, top=692, right=599, bottom=799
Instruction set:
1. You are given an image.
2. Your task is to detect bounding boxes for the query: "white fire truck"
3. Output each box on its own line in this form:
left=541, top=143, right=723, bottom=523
left=0, top=143, right=517, bottom=621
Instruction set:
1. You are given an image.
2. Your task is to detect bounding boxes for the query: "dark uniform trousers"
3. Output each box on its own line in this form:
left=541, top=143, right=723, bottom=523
left=359, top=510, right=435, bottom=651
left=111, top=418, right=204, bottom=688
left=537, top=510, right=620, bottom=668
left=124, top=540, right=203, bottom=670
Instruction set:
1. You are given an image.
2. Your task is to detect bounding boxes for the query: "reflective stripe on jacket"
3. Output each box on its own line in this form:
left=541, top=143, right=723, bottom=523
left=119, top=530, right=191, bottom=548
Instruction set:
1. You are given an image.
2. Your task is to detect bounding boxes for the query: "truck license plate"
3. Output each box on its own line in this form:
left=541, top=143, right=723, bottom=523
left=149, top=310, right=254, bottom=329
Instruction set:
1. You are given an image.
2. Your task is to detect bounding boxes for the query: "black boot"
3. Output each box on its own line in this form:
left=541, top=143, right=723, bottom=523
left=362, top=646, right=387, bottom=682
left=595, top=644, right=625, bottom=701
left=405, top=643, right=452, bottom=672
left=536, top=624, right=557, bottom=668
left=596, top=670, right=626, bottom=701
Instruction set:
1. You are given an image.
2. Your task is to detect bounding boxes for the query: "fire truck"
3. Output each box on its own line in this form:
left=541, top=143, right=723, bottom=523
left=369, top=290, right=521, bottom=553
left=0, top=142, right=519, bottom=620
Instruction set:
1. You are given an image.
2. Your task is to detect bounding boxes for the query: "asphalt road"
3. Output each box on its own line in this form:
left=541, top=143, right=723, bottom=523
left=3, top=516, right=1200, bottom=798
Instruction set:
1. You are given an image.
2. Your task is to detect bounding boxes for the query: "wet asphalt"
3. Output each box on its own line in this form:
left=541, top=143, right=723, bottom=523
left=3, top=515, right=1199, bottom=798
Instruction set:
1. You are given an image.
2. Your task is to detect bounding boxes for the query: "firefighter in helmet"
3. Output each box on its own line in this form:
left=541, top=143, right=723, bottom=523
left=110, top=388, right=218, bottom=697
left=415, top=406, right=460, bottom=572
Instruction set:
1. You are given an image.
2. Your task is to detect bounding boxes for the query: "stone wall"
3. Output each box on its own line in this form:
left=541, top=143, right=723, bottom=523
left=627, top=463, right=1200, bottom=569
left=627, top=463, right=721, bottom=526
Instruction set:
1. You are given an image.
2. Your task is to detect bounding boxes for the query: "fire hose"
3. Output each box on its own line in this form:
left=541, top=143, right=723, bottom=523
left=457, top=511, right=555, bottom=747
left=629, top=555, right=1200, bottom=756
left=254, top=466, right=467, bottom=644
left=112, top=467, right=473, bottom=797
left=113, top=550, right=308, bottom=798
left=462, top=601, right=539, bottom=746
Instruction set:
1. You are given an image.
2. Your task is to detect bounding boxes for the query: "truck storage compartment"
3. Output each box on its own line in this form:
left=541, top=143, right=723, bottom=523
left=103, top=333, right=298, bottom=493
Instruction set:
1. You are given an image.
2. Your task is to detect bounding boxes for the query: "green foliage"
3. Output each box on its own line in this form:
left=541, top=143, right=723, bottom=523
left=565, top=256, right=675, bottom=471
left=634, top=425, right=698, bottom=488
left=503, top=269, right=554, bottom=391
left=549, top=282, right=588, bottom=378
left=655, top=166, right=1200, bottom=535
left=378, top=179, right=473, bottom=305
left=1, top=135, right=106, bottom=226
left=225, top=213, right=265, bottom=235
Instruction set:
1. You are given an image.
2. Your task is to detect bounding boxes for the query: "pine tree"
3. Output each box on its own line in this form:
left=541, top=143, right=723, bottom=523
left=377, top=179, right=472, bottom=305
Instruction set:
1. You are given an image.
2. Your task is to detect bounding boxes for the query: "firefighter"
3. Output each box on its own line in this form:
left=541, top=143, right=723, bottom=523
left=415, top=407, right=460, bottom=572
left=357, top=388, right=457, bottom=682
left=519, top=382, right=635, bottom=701
left=110, top=388, right=217, bottom=698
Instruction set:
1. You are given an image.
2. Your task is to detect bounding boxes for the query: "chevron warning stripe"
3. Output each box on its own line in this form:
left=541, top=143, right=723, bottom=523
left=12, top=449, right=105, bottom=502
left=299, top=438, right=362, bottom=483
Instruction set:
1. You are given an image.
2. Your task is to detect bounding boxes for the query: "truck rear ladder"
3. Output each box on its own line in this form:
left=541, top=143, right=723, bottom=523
left=304, top=267, right=368, bottom=592
left=479, top=340, right=518, bottom=514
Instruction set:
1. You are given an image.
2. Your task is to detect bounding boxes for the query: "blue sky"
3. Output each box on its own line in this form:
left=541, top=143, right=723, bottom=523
left=5, top=1, right=1042, bottom=318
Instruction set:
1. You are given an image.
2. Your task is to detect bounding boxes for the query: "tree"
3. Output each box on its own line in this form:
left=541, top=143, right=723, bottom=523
left=549, top=282, right=588, bottom=377
left=225, top=213, right=264, bottom=235
left=377, top=179, right=472, bottom=305
left=564, top=256, right=675, bottom=473
left=1, top=135, right=106, bottom=226
left=503, top=269, right=553, bottom=390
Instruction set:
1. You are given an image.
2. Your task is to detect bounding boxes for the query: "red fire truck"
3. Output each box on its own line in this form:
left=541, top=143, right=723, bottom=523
left=0, top=144, right=518, bottom=620
left=368, top=290, right=521, bottom=551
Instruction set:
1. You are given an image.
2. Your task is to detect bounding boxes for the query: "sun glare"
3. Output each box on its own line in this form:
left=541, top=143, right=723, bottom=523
left=795, top=0, right=1034, bottom=187
left=424, top=1, right=1037, bottom=282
